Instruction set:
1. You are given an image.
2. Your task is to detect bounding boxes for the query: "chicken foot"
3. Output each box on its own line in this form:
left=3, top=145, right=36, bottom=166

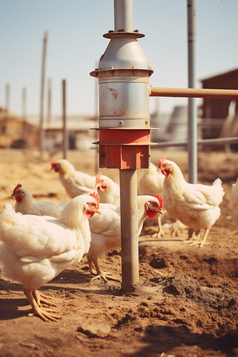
left=183, top=227, right=211, bottom=247
left=91, top=270, right=122, bottom=283
left=23, top=288, right=61, bottom=322
left=88, top=257, right=121, bottom=283
left=33, top=290, right=57, bottom=307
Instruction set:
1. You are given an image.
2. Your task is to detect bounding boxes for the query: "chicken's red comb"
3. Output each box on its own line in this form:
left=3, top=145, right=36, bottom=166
left=90, top=192, right=100, bottom=204
left=158, top=156, right=166, bottom=168
left=154, top=194, right=163, bottom=208
left=51, top=158, right=57, bottom=167
left=95, top=172, right=102, bottom=184
left=13, top=183, right=22, bottom=194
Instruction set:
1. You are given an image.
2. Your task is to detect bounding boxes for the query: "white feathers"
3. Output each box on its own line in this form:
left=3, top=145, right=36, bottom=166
left=51, top=159, right=96, bottom=198
left=12, top=185, right=67, bottom=218
left=0, top=194, right=99, bottom=290
left=161, top=158, right=225, bottom=232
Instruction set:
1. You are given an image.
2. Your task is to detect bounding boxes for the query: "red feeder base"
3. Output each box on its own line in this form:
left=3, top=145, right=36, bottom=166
left=98, top=128, right=151, bottom=169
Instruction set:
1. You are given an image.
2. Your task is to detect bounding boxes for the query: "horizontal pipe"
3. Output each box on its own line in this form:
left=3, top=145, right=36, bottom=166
left=150, top=87, right=238, bottom=99
left=153, top=137, right=238, bottom=148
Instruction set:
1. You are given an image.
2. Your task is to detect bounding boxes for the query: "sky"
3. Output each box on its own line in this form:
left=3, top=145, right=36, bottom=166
left=1, top=0, right=238, bottom=119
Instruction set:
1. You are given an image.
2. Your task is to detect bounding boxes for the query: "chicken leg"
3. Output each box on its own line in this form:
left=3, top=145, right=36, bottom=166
left=151, top=215, right=165, bottom=238
left=23, top=288, right=61, bottom=322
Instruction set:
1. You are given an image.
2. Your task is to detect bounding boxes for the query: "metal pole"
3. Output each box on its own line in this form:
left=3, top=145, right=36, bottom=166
left=120, top=169, right=139, bottom=293
left=114, top=0, right=140, bottom=293
left=114, top=0, right=133, bottom=32
left=39, top=31, right=48, bottom=156
left=154, top=137, right=238, bottom=148
left=187, top=0, right=197, bottom=184
left=94, top=61, right=98, bottom=175
left=5, top=84, right=10, bottom=148
left=62, top=79, right=68, bottom=159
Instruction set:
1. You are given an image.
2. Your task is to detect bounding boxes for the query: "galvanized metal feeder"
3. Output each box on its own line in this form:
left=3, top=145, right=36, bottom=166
left=90, top=0, right=153, bottom=292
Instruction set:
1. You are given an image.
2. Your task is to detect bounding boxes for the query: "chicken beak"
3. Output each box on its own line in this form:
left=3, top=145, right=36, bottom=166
left=10, top=193, right=16, bottom=198
left=158, top=208, right=164, bottom=216
left=95, top=209, right=101, bottom=215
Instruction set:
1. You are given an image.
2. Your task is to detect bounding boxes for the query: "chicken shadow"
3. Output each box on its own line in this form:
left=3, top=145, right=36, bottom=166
left=125, top=325, right=238, bottom=357
left=49, top=267, right=122, bottom=289
left=37, top=268, right=122, bottom=297
left=0, top=274, right=122, bottom=322
left=0, top=292, right=31, bottom=322
left=0, top=298, right=31, bottom=320
left=0, top=278, right=32, bottom=320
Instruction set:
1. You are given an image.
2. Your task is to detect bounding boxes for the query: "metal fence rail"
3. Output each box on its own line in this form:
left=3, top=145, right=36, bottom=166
left=152, top=136, right=238, bottom=148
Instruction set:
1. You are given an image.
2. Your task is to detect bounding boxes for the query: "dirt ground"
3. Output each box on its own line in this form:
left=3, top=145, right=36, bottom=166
left=0, top=147, right=238, bottom=357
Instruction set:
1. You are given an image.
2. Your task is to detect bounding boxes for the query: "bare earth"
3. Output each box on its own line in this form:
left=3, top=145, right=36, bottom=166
left=0, top=148, right=238, bottom=357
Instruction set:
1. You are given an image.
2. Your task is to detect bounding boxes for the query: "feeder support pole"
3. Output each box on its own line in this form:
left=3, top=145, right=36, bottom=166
left=120, top=169, right=139, bottom=292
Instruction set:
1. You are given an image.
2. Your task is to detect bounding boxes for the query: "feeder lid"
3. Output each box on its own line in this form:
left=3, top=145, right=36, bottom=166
left=97, top=36, right=152, bottom=73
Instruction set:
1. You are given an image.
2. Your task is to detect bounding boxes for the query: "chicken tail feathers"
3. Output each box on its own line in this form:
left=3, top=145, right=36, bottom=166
left=59, top=199, right=68, bottom=208
left=212, top=178, right=225, bottom=203
left=213, top=178, right=222, bottom=186
left=0, top=203, right=18, bottom=242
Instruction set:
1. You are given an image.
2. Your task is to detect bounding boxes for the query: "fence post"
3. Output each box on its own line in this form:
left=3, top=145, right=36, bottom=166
left=39, top=31, right=48, bottom=157
left=62, top=79, right=68, bottom=159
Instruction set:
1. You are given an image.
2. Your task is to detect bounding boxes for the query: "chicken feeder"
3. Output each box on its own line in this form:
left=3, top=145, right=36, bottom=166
left=90, top=0, right=154, bottom=292
left=90, top=1, right=154, bottom=170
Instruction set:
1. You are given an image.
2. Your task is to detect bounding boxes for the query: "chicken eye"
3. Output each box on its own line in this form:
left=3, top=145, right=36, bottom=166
left=152, top=202, right=157, bottom=207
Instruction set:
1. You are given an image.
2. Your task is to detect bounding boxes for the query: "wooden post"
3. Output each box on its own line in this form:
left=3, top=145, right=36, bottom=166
left=22, top=87, right=26, bottom=139
left=62, top=79, right=68, bottom=159
left=39, top=31, right=48, bottom=156
left=5, top=84, right=10, bottom=148
left=47, top=78, right=52, bottom=127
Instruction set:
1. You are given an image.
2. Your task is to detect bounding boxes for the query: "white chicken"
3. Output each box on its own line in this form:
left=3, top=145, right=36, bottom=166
left=0, top=193, right=101, bottom=322
left=87, top=194, right=163, bottom=282
left=229, top=178, right=238, bottom=224
left=51, top=158, right=95, bottom=198
left=11, top=183, right=67, bottom=218
left=138, top=162, right=185, bottom=238
left=95, top=172, right=120, bottom=205
left=138, top=162, right=165, bottom=238
left=158, top=156, right=224, bottom=247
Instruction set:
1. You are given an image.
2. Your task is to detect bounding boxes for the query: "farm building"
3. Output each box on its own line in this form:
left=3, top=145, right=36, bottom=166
left=0, top=107, right=98, bottom=150
left=0, top=107, right=39, bottom=148
left=43, top=115, right=98, bottom=151
left=200, top=68, right=238, bottom=139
